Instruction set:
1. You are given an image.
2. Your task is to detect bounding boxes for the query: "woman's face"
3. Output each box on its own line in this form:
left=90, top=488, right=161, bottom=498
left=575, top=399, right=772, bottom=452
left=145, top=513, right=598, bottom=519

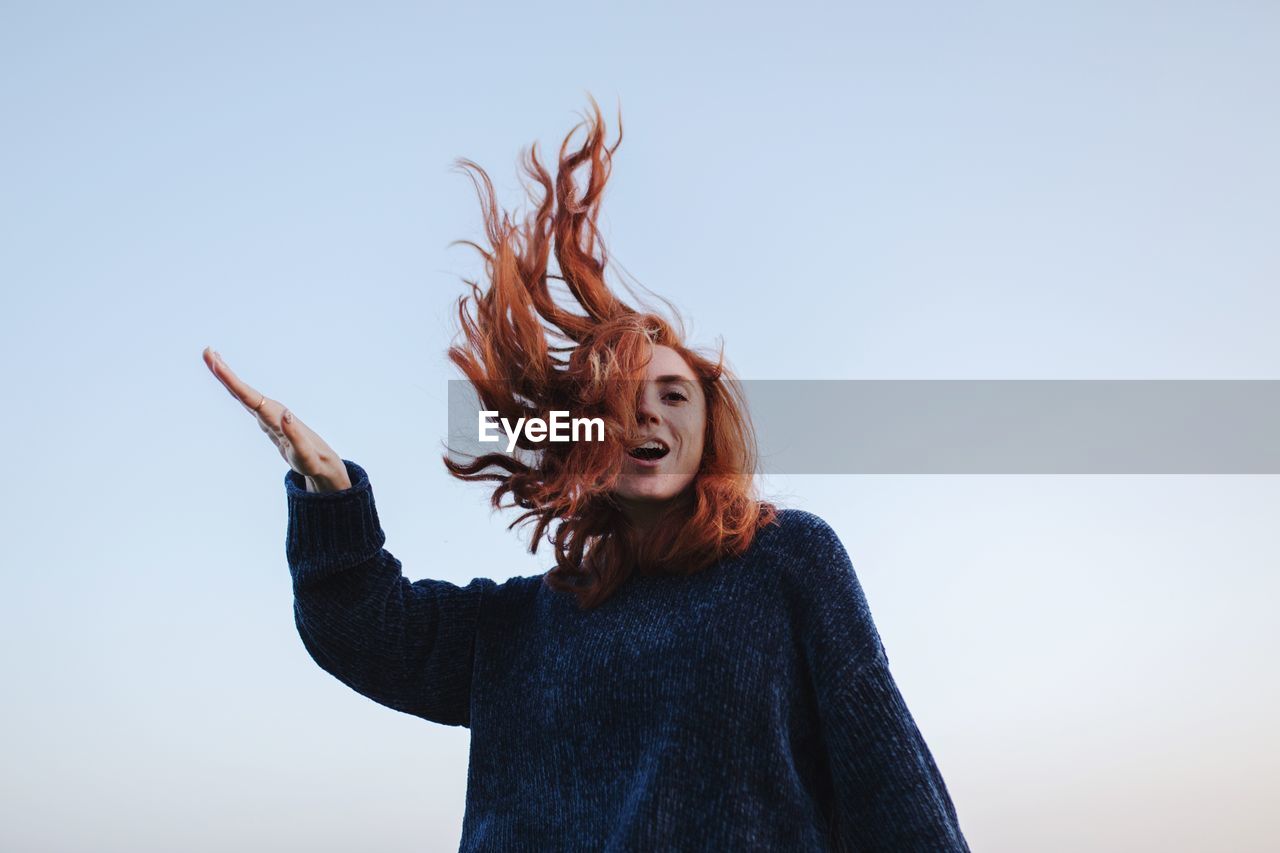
left=613, top=344, right=707, bottom=518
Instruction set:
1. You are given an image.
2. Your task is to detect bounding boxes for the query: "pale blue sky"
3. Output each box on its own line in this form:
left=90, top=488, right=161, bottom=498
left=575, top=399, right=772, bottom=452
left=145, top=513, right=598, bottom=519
left=2, top=2, right=1277, bottom=851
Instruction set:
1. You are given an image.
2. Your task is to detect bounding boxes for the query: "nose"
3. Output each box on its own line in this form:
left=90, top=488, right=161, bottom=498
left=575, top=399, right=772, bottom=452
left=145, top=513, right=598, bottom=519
left=636, top=386, right=661, bottom=426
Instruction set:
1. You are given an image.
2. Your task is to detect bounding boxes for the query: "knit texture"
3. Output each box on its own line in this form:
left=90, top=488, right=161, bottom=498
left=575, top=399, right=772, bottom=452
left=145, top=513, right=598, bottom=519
left=285, top=460, right=970, bottom=852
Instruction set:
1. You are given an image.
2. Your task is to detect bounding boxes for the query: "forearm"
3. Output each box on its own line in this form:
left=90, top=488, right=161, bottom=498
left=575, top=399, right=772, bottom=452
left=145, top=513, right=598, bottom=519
left=284, top=458, right=485, bottom=726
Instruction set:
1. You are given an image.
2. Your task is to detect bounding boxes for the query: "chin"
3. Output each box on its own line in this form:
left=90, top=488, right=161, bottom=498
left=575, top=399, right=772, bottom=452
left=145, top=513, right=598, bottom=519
left=616, top=477, right=695, bottom=504
left=616, top=486, right=678, bottom=503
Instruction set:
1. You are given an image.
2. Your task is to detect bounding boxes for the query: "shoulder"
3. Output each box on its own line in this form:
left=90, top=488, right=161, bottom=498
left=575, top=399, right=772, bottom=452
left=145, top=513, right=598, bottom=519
left=751, top=508, right=866, bottom=601
left=767, top=507, right=842, bottom=537
left=474, top=571, right=547, bottom=627
left=754, top=507, right=850, bottom=559
left=756, top=508, right=886, bottom=665
left=485, top=571, right=547, bottom=604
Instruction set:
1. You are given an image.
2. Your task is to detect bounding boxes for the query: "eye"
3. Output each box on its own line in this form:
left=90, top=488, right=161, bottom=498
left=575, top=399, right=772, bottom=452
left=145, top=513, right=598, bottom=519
left=663, top=391, right=688, bottom=402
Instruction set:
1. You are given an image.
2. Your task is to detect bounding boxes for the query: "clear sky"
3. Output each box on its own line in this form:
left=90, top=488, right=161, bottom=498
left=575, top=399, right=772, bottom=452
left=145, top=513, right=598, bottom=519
left=2, top=1, right=1277, bottom=851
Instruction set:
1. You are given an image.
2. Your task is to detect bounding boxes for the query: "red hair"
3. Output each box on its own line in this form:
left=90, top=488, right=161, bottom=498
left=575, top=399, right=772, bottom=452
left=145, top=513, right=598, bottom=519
left=443, top=95, right=776, bottom=609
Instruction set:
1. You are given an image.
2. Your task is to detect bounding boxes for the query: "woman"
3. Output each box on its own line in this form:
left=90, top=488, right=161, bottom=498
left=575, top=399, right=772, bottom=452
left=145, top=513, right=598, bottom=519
left=203, top=99, right=971, bottom=851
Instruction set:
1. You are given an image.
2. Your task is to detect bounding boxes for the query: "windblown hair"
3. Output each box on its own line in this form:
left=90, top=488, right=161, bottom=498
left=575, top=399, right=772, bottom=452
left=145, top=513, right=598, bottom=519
left=444, top=96, right=776, bottom=609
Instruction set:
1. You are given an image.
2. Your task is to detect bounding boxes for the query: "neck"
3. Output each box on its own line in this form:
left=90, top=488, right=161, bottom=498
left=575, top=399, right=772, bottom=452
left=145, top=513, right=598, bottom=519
left=613, top=489, right=694, bottom=535
left=614, top=497, right=667, bottom=534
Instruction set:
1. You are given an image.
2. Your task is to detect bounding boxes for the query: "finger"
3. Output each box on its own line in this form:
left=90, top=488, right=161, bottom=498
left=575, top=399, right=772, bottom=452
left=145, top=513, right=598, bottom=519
left=204, top=347, right=245, bottom=398
left=206, top=349, right=269, bottom=413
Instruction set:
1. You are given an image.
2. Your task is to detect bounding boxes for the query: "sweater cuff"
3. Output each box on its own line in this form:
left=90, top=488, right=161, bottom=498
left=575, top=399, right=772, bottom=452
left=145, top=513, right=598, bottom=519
left=284, top=459, right=387, bottom=588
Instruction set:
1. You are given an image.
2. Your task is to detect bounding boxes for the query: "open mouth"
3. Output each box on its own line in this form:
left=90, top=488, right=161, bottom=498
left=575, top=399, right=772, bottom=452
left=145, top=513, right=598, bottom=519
left=627, top=439, right=670, bottom=461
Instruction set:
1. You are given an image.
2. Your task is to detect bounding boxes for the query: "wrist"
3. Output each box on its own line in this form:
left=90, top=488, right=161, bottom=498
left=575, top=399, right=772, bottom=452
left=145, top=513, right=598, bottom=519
left=304, top=465, right=353, bottom=494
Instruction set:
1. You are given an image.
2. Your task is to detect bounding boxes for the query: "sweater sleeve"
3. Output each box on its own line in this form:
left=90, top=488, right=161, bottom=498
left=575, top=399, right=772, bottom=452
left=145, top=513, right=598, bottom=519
left=284, top=459, right=495, bottom=728
left=786, top=511, right=971, bottom=852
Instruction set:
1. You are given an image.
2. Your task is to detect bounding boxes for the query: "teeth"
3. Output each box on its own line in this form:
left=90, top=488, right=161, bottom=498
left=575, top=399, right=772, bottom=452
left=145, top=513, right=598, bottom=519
left=628, top=438, right=669, bottom=460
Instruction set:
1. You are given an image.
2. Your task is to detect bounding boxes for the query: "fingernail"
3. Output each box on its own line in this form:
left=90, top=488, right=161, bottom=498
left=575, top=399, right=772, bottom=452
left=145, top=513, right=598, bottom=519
left=213, top=350, right=222, bottom=362
left=283, top=411, right=292, bottom=424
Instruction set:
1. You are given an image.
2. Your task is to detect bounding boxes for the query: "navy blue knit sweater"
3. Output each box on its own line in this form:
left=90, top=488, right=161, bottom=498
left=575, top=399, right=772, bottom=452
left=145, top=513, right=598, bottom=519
left=285, top=460, right=970, bottom=851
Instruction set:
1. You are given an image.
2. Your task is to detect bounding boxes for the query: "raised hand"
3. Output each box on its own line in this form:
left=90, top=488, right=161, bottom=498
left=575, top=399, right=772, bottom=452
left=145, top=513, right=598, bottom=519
left=202, top=346, right=353, bottom=493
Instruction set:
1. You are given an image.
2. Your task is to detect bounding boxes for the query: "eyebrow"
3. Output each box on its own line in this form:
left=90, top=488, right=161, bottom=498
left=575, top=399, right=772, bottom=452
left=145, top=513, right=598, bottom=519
left=654, top=375, right=696, bottom=385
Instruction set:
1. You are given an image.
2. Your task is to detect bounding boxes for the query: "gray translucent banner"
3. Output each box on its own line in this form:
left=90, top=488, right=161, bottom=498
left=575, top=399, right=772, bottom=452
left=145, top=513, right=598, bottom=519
left=446, top=380, right=1280, bottom=474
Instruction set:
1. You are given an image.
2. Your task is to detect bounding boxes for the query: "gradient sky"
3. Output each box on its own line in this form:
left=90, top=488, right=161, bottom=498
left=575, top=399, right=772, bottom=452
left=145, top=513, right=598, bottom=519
left=2, top=2, right=1277, bottom=851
